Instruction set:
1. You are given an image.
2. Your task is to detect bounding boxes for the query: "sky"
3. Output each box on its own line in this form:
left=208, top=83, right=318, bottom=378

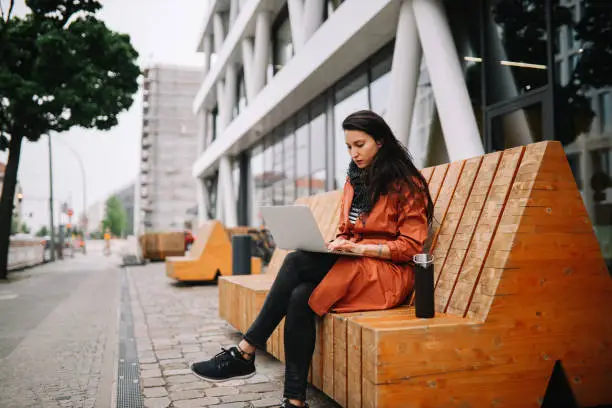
left=0, top=0, right=208, bottom=232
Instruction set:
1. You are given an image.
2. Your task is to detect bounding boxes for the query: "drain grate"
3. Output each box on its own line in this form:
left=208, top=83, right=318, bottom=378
left=117, top=270, right=144, bottom=408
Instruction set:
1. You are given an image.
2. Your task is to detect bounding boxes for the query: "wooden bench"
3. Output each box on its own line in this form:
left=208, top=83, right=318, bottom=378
left=166, top=220, right=262, bottom=281
left=218, top=141, right=612, bottom=407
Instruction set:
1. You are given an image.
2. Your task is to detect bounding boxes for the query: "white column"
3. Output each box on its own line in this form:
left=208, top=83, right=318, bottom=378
left=202, top=35, right=213, bottom=78
left=287, top=0, right=324, bottom=52
left=223, top=63, right=237, bottom=127
left=287, top=0, right=304, bottom=51
left=196, top=177, right=209, bottom=225
left=196, top=108, right=208, bottom=153
left=252, top=11, right=271, bottom=95
left=579, top=134, right=595, bottom=221
left=302, top=0, right=325, bottom=45
left=229, top=0, right=239, bottom=25
left=215, top=173, right=224, bottom=220
left=205, top=112, right=214, bottom=146
left=412, top=0, right=484, bottom=161
left=387, top=0, right=422, bottom=147
left=213, top=13, right=225, bottom=53
left=241, top=38, right=255, bottom=101
left=219, top=156, right=238, bottom=227
left=216, top=81, right=227, bottom=130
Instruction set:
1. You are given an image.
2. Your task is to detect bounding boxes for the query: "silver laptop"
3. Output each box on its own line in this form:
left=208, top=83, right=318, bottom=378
left=259, top=205, right=362, bottom=256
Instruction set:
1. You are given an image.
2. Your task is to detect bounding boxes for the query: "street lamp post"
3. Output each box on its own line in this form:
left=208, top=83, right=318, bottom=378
left=47, top=134, right=56, bottom=261
left=54, top=137, right=88, bottom=254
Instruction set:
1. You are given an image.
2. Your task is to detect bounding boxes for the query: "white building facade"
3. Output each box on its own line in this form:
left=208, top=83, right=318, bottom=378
left=192, top=0, right=611, bottom=264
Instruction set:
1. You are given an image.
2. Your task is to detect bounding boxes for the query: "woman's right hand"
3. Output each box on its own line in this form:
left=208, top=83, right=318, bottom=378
left=327, top=238, right=350, bottom=251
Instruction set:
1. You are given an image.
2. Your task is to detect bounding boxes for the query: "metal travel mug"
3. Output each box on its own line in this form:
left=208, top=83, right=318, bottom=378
left=413, top=253, right=435, bottom=318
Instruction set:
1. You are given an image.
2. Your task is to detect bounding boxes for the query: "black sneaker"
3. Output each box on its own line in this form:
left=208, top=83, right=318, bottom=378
left=281, top=399, right=309, bottom=408
left=189, top=347, right=255, bottom=382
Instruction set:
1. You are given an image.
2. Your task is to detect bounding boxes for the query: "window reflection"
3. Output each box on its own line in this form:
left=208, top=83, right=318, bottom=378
left=486, top=0, right=549, bottom=104
left=284, top=124, right=296, bottom=204
left=334, top=73, right=369, bottom=190
left=273, top=131, right=284, bottom=204
left=310, top=107, right=327, bottom=196
left=295, top=111, right=310, bottom=198
left=250, top=145, right=264, bottom=226
left=262, top=137, right=274, bottom=207
left=370, top=52, right=392, bottom=116
left=272, top=6, right=293, bottom=75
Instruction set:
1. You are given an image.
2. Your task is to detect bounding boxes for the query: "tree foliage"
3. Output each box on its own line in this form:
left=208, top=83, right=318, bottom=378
left=35, top=225, right=49, bottom=237
left=0, top=0, right=140, bottom=278
left=103, top=195, right=127, bottom=237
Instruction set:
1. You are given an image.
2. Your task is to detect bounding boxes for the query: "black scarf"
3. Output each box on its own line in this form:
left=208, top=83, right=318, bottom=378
left=347, top=161, right=372, bottom=214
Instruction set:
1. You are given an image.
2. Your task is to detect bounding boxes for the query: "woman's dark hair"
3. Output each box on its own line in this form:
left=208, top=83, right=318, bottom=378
left=342, top=110, right=434, bottom=225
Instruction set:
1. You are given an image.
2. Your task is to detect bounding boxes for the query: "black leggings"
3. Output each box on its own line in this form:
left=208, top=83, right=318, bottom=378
left=243, top=250, right=338, bottom=401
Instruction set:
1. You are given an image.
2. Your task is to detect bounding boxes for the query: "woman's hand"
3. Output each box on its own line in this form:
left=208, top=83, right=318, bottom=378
left=327, top=238, right=364, bottom=254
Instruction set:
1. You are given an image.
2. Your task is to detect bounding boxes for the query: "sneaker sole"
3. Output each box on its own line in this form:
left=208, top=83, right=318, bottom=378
left=188, top=362, right=256, bottom=383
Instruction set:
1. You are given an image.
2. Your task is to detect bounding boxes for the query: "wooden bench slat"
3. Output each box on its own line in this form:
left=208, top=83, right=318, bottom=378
left=434, top=156, right=483, bottom=312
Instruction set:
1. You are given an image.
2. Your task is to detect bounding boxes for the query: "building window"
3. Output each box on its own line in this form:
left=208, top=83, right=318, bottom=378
left=599, top=91, right=611, bottom=133
left=369, top=45, right=393, bottom=117
left=485, top=0, right=550, bottom=104
left=262, top=136, right=275, bottom=206
left=333, top=71, right=369, bottom=190
left=554, top=1, right=612, bottom=139
left=272, top=5, right=293, bottom=75
left=250, top=144, right=264, bottom=226
left=324, top=0, right=345, bottom=20
left=283, top=122, right=296, bottom=204
left=310, top=101, right=327, bottom=196
left=295, top=110, right=310, bottom=198
left=235, top=69, right=247, bottom=117
left=273, top=130, right=284, bottom=205
left=211, top=105, right=219, bottom=142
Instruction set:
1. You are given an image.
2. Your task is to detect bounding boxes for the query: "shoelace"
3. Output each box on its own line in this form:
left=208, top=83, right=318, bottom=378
left=212, top=348, right=236, bottom=369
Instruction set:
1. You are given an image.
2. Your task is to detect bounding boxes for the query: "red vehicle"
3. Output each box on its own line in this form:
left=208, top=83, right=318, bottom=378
left=184, top=230, right=195, bottom=251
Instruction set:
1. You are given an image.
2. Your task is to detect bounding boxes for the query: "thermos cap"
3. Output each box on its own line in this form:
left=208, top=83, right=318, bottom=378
left=413, top=253, right=434, bottom=266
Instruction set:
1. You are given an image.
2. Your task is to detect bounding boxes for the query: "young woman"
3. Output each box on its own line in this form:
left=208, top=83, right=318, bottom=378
left=190, top=110, right=434, bottom=408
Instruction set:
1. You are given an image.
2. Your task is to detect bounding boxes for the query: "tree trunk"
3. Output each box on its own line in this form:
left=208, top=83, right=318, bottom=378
left=0, top=133, right=23, bottom=279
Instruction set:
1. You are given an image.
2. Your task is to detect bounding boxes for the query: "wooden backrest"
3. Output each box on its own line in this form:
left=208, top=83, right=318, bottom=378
left=189, top=220, right=229, bottom=258
left=263, top=142, right=605, bottom=322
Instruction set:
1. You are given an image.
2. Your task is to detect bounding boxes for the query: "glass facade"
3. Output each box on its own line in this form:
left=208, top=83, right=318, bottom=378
left=244, top=44, right=394, bottom=227
left=216, top=0, right=611, bottom=266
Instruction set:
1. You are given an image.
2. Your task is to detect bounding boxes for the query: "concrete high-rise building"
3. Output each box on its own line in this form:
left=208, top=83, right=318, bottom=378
left=114, top=182, right=135, bottom=235
left=136, top=64, right=202, bottom=234
left=191, top=0, right=611, bottom=264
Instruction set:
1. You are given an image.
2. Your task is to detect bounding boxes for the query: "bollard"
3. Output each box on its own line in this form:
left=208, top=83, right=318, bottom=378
left=232, top=235, right=252, bottom=275
left=413, top=253, right=435, bottom=318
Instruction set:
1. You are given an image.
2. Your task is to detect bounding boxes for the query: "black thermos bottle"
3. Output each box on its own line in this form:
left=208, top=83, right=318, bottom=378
left=414, top=253, right=435, bottom=318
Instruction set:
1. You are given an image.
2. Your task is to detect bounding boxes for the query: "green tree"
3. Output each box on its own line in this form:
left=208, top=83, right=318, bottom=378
left=103, top=195, right=127, bottom=237
left=0, top=0, right=140, bottom=278
left=35, top=225, right=49, bottom=237
left=20, top=222, right=30, bottom=234
left=10, top=216, right=18, bottom=235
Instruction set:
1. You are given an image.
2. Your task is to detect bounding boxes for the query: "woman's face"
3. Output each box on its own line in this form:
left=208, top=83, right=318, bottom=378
left=345, top=129, right=381, bottom=169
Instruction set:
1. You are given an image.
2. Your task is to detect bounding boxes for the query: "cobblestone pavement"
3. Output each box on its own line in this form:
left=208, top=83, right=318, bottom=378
left=127, top=263, right=339, bottom=408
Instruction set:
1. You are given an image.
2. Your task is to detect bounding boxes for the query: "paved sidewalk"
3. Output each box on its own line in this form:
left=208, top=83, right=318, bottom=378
left=127, top=263, right=338, bottom=408
left=0, top=250, right=121, bottom=408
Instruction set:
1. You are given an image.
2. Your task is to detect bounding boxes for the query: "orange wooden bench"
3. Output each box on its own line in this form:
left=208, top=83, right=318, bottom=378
left=218, top=141, right=612, bottom=407
left=166, top=220, right=262, bottom=281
